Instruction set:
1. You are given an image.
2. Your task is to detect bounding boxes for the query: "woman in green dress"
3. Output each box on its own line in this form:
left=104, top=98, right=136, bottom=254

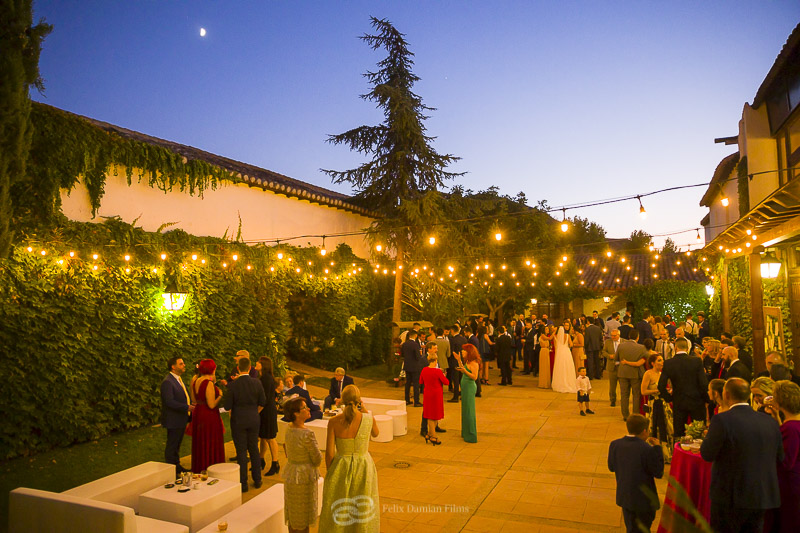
left=319, top=384, right=380, bottom=532
left=456, top=344, right=481, bottom=443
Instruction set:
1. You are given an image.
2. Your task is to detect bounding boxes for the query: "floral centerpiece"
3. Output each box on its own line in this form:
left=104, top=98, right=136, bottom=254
left=684, top=420, right=706, bottom=440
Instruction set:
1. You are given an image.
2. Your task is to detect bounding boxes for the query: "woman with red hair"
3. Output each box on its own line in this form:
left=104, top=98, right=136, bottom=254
left=455, top=344, right=480, bottom=443
left=190, top=358, right=225, bottom=472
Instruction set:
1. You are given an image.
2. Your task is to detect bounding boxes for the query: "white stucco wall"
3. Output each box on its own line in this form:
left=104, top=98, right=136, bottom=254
left=59, top=169, right=375, bottom=257
left=704, top=167, right=739, bottom=242
left=742, top=104, right=780, bottom=208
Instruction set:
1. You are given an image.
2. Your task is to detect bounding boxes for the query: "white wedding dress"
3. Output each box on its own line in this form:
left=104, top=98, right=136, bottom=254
left=552, top=327, right=578, bottom=393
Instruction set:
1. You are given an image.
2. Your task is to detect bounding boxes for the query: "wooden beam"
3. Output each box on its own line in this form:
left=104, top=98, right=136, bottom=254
left=748, top=253, right=767, bottom=374
left=720, top=260, right=731, bottom=333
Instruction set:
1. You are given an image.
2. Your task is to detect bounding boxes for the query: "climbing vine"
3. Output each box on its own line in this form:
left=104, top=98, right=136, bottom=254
left=12, top=103, right=239, bottom=229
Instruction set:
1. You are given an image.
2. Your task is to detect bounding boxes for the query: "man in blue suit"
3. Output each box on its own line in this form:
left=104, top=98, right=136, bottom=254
left=608, top=414, right=664, bottom=533
left=224, top=357, right=267, bottom=492
left=323, top=367, right=355, bottom=410
left=160, top=357, right=194, bottom=476
left=284, top=374, right=323, bottom=421
left=700, top=378, right=783, bottom=532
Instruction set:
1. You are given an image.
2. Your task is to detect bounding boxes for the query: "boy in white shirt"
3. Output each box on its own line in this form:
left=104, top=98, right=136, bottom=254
left=577, top=367, right=594, bottom=416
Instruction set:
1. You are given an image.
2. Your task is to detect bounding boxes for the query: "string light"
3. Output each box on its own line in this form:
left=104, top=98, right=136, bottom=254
left=277, top=252, right=284, bottom=260
left=232, top=254, right=239, bottom=261
left=320, top=237, right=327, bottom=256
left=375, top=244, right=383, bottom=252
left=560, top=208, right=568, bottom=232
left=191, top=254, right=198, bottom=261
left=92, top=254, right=99, bottom=261
left=161, top=253, right=167, bottom=260
left=637, top=196, right=647, bottom=219
left=495, top=232, right=502, bottom=241
left=69, top=251, right=75, bottom=257
left=124, top=254, right=131, bottom=262
left=721, top=196, right=729, bottom=207
left=428, top=236, right=436, bottom=245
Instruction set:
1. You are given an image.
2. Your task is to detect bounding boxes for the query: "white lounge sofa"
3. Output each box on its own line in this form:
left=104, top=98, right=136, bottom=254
left=196, top=478, right=324, bottom=533
left=362, top=397, right=406, bottom=416
left=62, top=461, right=175, bottom=513
left=277, top=418, right=329, bottom=450
left=8, top=487, right=188, bottom=533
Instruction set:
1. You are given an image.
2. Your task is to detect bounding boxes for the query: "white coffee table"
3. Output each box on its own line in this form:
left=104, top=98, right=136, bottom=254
left=138, top=479, right=241, bottom=533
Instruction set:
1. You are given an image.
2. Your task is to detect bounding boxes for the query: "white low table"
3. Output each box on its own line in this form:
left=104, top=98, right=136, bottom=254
left=138, top=479, right=241, bottom=533
left=277, top=418, right=329, bottom=450
left=361, top=397, right=406, bottom=416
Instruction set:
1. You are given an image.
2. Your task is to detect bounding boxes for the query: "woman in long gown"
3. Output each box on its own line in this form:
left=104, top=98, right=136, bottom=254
left=765, top=380, right=800, bottom=533
left=552, top=327, right=578, bottom=393
left=538, top=326, right=554, bottom=389
left=456, top=344, right=480, bottom=443
left=319, top=385, right=380, bottom=533
left=257, top=356, right=280, bottom=475
left=571, top=323, right=585, bottom=375
left=190, top=359, right=225, bottom=473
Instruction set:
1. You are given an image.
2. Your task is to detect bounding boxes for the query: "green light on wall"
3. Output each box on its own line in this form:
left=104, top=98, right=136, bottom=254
left=161, top=292, right=188, bottom=312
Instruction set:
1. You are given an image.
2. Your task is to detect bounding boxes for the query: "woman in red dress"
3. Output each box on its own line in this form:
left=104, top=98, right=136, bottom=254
left=419, top=347, right=449, bottom=445
left=190, top=359, right=225, bottom=472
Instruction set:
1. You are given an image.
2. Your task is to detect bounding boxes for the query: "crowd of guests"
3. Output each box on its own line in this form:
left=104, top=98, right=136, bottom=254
left=160, top=352, right=380, bottom=532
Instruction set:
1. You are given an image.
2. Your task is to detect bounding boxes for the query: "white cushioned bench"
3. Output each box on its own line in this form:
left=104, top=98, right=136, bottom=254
left=362, top=397, right=406, bottom=416
left=62, top=461, right=175, bottom=513
left=196, top=478, right=324, bottom=533
left=277, top=418, right=329, bottom=450
left=9, top=487, right=188, bottom=533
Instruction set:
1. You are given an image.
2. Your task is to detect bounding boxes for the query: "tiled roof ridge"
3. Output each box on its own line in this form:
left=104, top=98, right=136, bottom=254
left=753, top=22, right=800, bottom=108
left=699, top=152, right=740, bottom=207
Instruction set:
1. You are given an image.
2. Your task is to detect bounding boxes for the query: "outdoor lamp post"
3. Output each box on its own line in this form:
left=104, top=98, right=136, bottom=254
left=760, top=251, right=782, bottom=279
left=161, top=292, right=188, bottom=311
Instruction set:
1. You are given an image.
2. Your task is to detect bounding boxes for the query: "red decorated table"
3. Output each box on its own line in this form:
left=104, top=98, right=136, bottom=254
left=657, top=443, right=712, bottom=532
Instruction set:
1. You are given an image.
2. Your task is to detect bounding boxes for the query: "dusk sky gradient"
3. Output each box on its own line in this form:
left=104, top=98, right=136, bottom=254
left=32, top=1, right=800, bottom=248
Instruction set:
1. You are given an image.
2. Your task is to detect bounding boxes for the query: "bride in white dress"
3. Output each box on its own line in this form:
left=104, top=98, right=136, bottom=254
left=552, top=326, right=578, bottom=393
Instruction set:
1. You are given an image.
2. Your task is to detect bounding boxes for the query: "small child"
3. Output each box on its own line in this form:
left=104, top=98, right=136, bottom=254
left=576, top=367, right=594, bottom=415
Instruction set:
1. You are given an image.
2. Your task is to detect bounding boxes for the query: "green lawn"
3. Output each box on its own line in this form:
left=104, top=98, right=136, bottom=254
left=347, top=362, right=394, bottom=382
left=0, top=415, right=232, bottom=533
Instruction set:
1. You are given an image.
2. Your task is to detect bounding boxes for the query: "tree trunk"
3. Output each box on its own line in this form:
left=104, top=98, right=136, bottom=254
left=391, top=237, right=404, bottom=342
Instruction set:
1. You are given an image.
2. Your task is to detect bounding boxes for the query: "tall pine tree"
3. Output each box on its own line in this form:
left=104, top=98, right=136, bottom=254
left=323, top=17, right=462, bottom=337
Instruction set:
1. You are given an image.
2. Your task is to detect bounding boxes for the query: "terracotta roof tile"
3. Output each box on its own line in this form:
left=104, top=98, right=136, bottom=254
left=574, top=253, right=708, bottom=291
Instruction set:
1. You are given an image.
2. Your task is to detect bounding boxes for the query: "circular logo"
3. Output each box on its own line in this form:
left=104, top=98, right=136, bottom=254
left=331, top=495, right=375, bottom=526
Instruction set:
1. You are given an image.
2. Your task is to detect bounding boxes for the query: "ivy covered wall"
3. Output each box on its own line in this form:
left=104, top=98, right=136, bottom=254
left=0, top=220, right=391, bottom=459
left=708, top=256, right=792, bottom=360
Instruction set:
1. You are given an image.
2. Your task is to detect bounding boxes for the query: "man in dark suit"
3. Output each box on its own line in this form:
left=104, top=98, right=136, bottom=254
left=323, top=367, right=354, bottom=409
left=513, top=314, right=524, bottom=369
left=608, top=414, right=664, bottom=533
left=617, top=329, right=647, bottom=421
left=285, top=374, right=323, bottom=420
left=603, top=329, right=621, bottom=406
left=448, top=324, right=467, bottom=402
left=584, top=320, right=604, bottom=380
left=495, top=326, right=514, bottom=385
left=732, top=336, right=753, bottom=372
left=700, top=378, right=783, bottom=532
left=402, top=330, right=422, bottom=406
left=658, top=338, right=708, bottom=438
left=696, top=312, right=710, bottom=343
left=522, top=318, right=536, bottom=375
left=722, top=346, right=751, bottom=382
left=160, top=357, right=194, bottom=476
left=224, top=357, right=267, bottom=492
left=619, top=315, right=634, bottom=340
left=635, top=310, right=654, bottom=346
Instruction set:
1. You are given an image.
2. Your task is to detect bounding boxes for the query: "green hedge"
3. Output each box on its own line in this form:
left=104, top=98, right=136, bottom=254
left=625, top=280, right=711, bottom=324
left=0, top=225, right=391, bottom=459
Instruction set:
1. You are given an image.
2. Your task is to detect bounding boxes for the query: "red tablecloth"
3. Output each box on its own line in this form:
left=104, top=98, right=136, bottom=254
left=657, top=443, right=712, bottom=533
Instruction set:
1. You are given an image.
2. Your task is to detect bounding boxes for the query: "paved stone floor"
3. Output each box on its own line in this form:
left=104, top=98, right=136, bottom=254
left=206, top=363, right=670, bottom=532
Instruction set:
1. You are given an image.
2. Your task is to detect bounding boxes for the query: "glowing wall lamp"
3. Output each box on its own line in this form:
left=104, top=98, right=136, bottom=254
left=161, top=292, right=189, bottom=311
left=760, top=251, right=782, bottom=279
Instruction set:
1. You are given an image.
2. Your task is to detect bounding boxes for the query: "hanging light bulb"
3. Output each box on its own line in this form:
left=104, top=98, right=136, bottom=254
left=637, top=196, right=647, bottom=219
left=495, top=232, right=502, bottom=241
left=721, top=196, right=730, bottom=207
left=428, top=236, right=436, bottom=245
left=560, top=208, right=569, bottom=232
left=320, top=236, right=327, bottom=256
left=277, top=252, right=284, bottom=260
left=375, top=244, right=383, bottom=252
left=696, top=229, right=702, bottom=241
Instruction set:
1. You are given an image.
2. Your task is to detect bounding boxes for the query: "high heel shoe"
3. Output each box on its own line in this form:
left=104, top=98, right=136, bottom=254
left=429, top=436, right=442, bottom=445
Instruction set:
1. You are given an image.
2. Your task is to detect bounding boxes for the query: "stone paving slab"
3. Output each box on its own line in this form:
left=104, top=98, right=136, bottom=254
left=197, top=364, right=671, bottom=532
